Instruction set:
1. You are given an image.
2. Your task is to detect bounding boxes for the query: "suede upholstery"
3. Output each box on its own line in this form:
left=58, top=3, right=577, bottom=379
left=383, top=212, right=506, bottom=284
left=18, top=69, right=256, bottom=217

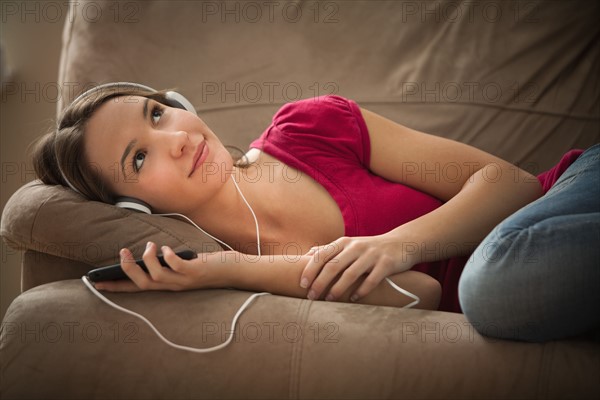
left=1, top=1, right=599, bottom=398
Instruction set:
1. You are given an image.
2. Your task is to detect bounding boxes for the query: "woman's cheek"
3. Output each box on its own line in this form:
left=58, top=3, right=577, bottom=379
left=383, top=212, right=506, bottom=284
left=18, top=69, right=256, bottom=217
left=141, top=168, right=181, bottom=208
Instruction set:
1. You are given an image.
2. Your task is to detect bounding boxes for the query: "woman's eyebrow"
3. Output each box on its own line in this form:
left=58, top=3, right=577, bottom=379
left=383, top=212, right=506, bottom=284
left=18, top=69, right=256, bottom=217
left=120, top=139, right=138, bottom=178
left=142, top=97, right=149, bottom=120
left=119, top=98, right=149, bottom=178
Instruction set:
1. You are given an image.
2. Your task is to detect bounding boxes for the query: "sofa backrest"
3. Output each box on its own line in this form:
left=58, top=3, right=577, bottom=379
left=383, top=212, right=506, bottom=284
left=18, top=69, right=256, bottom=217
left=2, top=0, right=599, bottom=291
left=57, top=0, right=599, bottom=168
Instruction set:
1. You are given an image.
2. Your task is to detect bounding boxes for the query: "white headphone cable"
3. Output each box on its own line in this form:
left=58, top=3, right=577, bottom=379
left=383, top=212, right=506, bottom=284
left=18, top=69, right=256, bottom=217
left=82, top=171, right=419, bottom=354
left=82, top=174, right=267, bottom=353
left=385, top=277, right=420, bottom=308
left=81, top=275, right=268, bottom=353
left=230, top=175, right=261, bottom=256
left=156, top=173, right=261, bottom=255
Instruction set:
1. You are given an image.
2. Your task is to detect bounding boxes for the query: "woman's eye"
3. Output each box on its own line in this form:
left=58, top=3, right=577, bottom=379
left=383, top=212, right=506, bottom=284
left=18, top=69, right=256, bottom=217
left=133, top=151, right=146, bottom=172
left=151, top=106, right=163, bottom=124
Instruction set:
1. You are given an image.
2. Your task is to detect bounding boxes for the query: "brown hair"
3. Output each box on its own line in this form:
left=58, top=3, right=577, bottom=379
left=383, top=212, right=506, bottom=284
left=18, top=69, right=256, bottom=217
left=31, top=85, right=175, bottom=203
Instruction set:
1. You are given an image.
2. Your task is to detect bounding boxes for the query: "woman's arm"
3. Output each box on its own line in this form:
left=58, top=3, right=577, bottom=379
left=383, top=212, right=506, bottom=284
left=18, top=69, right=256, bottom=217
left=94, top=243, right=441, bottom=310
left=366, top=106, right=544, bottom=255
left=300, top=108, right=544, bottom=302
left=220, top=251, right=440, bottom=309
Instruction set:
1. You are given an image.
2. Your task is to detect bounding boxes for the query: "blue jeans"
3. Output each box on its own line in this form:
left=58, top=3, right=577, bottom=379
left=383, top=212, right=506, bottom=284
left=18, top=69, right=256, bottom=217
left=459, top=144, right=600, bottom=342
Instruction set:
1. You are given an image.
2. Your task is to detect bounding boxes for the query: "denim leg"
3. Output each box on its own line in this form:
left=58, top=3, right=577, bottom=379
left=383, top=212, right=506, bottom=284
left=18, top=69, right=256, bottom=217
left=459, top=144, right=600, bottom=342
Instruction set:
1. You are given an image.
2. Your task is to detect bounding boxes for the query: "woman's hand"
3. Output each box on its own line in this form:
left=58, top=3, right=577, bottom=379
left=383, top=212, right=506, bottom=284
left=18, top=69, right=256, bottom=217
left=300, top=233, right=418, bottom=302
left=93, top=242, right=218, bottom=292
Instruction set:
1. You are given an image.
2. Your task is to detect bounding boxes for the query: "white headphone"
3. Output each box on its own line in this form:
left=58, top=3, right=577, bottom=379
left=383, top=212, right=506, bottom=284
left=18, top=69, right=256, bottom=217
left=58, top=81, right=258, bottom=251
left=59, top=82, right=197, bottom=215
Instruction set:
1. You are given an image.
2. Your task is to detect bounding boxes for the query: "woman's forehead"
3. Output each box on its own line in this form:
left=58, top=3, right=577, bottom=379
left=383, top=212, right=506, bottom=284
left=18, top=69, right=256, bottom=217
left=87, top=95, right=146, bottom=133
left=84, top=96, right=146, bottom=162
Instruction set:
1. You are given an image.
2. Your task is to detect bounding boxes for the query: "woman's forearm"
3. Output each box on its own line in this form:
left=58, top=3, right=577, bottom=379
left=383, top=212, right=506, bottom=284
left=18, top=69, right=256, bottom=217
left=209, top=251, right=440, bottom=309
left=389, top=163, right=543, bottom=263
left=210, top=252, right=309, bottom=298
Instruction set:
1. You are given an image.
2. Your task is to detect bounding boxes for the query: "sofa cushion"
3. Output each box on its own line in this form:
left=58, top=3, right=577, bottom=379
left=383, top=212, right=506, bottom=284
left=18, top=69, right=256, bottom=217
left=0, top=180, right=221, bottom=271
left=2, top=280, right=599, bottom=399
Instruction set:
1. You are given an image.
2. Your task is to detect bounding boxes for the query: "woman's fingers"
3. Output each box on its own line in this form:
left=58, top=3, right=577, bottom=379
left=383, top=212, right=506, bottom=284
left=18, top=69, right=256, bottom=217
left=118, top=243, right=185, bottom=290
left=325, top=256, right=369, bottom=301
left=142, top=241, right=171, bottom=283
left=160, top=245, right=190, bottom=275
left=120, top=247, right=158, bottom=290
left=300, top=239, right=343, bottom=290
left=304, top=238, right=364, bottom=301
left=301, top=235, right=401, bottom=303
left=95, top=243, right=198, bottom=293
left=90, top=248, right=146, bottom=292
left=306, top=256, right=346, bottom=300
left=339, top=260, right=391, bottom=301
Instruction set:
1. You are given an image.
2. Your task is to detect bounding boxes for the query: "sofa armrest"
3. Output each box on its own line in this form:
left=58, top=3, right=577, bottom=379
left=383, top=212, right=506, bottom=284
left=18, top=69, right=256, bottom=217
left=0, top=181, right=222, bottom=291
left=20, top=250, right=90, bottom=292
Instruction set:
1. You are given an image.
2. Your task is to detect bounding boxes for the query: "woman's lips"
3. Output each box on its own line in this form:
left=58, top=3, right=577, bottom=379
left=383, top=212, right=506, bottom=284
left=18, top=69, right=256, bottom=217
left=189, top=142, right=208, bottom=177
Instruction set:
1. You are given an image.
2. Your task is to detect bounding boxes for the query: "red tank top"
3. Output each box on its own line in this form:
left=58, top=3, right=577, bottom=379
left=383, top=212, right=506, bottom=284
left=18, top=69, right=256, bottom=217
left=250, top=95, right=582, bottom=312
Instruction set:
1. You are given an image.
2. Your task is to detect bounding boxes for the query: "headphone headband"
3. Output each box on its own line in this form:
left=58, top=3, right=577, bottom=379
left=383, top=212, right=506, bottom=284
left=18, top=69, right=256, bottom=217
left=72, top=82, right=157, bottom=105
left=71, top=82, right=197, bottom=116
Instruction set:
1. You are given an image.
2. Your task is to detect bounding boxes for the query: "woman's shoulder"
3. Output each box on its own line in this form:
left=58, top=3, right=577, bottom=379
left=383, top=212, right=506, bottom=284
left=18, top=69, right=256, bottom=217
left=272, top=94, right=362, bottom=133
left=250, top=94, right=369, bottom=166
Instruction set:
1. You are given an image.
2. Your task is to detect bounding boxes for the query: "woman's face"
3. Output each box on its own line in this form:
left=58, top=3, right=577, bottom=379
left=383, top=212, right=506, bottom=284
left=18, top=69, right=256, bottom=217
left=84, top=95, right=233, bottom=214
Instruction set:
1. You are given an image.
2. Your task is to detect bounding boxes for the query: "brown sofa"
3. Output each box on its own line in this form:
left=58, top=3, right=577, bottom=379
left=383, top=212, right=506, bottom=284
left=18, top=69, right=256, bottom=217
left=1, top=1, right=599, bottom=399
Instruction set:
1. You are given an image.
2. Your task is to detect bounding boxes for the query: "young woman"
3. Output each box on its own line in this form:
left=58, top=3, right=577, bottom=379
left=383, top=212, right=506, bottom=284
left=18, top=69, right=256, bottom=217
left=33, top=84, right=599, bottom=342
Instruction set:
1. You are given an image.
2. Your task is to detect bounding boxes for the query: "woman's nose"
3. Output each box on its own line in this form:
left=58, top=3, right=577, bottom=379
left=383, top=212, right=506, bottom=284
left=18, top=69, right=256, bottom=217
left=169, top=131, right=190, bottom=158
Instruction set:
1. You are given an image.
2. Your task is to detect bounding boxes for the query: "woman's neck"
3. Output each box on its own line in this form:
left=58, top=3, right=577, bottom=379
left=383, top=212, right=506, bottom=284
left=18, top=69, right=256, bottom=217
left=185, top=163, right=281, bottom=255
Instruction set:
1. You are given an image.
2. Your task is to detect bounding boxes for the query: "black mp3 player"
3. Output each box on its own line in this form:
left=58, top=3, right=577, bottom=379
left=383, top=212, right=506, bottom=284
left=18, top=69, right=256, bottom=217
left=86, top=250, right=197, bottom=282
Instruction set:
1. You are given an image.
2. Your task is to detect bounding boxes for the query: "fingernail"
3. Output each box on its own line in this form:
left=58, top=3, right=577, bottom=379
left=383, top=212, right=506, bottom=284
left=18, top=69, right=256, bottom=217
left=119, top=248, right=128, bottom=259
left=350, top=294, right=359, bottom=302
left=325, top=293, right=334, bottom=302
left=161, top=245, right=168, bottom=253
left=300, top=278, right=309, bottom=288
left=146, top=241, right=152, bottom=249
left=307, top=289, right=316, bottom=300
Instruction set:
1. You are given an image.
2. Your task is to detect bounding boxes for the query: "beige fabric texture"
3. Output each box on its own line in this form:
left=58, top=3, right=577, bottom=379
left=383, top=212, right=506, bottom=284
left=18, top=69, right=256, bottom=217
left=1, top=0, right=599, bottom=399
left=3, top=0, right=600, bottom=291
left=2, top=181, right=221, bottom=291
left=1, top=280, right=598, bottom=399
